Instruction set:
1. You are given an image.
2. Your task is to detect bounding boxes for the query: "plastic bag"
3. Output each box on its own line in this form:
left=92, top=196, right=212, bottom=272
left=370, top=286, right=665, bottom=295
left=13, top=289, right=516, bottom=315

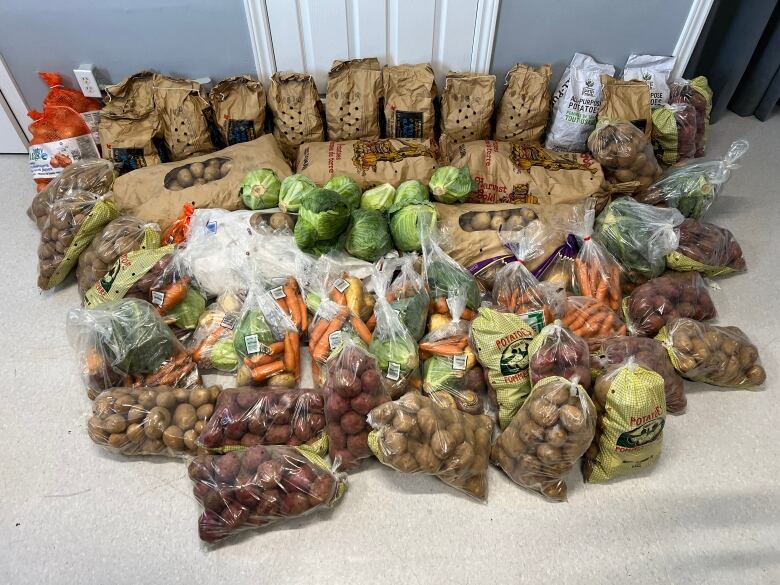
left=666, top=218, right=746, bottom=276
left=571, top=199, right=622, bottom=311
left=144, top=249, right=206, bottom=330
left=590, top=336, right=686, bottom=414
left=379, top=255, right=430, bottom=341
left=637, top=140, right=749, bottom=218
left=583, top=357, right=666, bottom=482
left=76, top=216, right=160, bottom=296
left=368, top=392, right=494, bottom=500
left=537, top=234, right=579, bottom=293
left=197, top=387, right=327, bottom=455
left=594, top=197, right=683, bottom=281
left=624, top=271, right=716, bottom=337
left=419, top=294, right=487, bottom=415
left=37, top=191, right=118, bottom=290
left=162, top=203, right=195, bottom=245
left=587, top=119, right=662, bottom=191
left=422, top=236, right=481, bottom=314
left=470, top=306, right=536, bottom=429
left=493, top=375, right=595, bottom=501
left=67, top=298, right=200, bottom=399
left=528, top=320, right=591, bottom=390
left=28, top=158, right=114, bottom=230
left=669, top=77, right=712, bottom=157
left=87, top=385, right=220, bottom=457
left=189, top=291, right=244, bottom=373
left=651, top=103, right=697, bottom=164
left=322, top=337, right=390, bottom=470
left=656, top=318, right=766, bottom=388
left=369, top=268, right=420, bottom=399
left=561, top=296, right=627, bottom=342
left=188, top=446, right=346, bottom=544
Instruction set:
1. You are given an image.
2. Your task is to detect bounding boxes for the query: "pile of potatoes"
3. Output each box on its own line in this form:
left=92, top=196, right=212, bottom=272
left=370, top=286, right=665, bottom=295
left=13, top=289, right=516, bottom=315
left=164, top=156, right=231, bottom=191
left=368, top=392, right=493, bottom=500
left=458, top=206, right=538, bottom=232
left=659, top=318, right=766, bottom=387
left=492, top=377, right=595, bottom=501
left=87, top=385, right=220, bottom=456
left=588, top=121, right=662, bottom=191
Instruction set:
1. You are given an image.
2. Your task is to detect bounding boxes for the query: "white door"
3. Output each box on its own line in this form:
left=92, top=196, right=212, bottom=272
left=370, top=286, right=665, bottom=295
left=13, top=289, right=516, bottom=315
left=0, top=91, right=26, bottom=154
left=245, top=0, right=500, bottom=90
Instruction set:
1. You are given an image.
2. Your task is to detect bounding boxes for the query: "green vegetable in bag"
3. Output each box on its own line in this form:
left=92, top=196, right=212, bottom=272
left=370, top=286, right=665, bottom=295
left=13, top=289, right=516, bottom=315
left=279, top=174, right=317, bottom=212
left=360, top=183, right=396, bottom=213
left=428, top=166, right=476, bottom=204
left=239, top=169, right=281, bottom=210
left=165, top=287, right=207, bottom=330
left=389, top=180, right=429, bottom=213
left=426, top=259, right=480, bottom=311
left=344, top=209, right=393, bottom=261
left=234, top=309, right=274, bottom=358
left=389, top=202, right=437, bottom=252
left=324, top=175, right=361, bottom=210
left=210, top=338, right=239, bottom=372
left=107, top=299, right=176, bottom=374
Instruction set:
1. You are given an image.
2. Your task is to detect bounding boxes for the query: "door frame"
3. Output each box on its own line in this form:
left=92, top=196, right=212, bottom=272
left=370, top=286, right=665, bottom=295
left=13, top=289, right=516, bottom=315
left=672, top=0, right=716, bottom=79
left=0, top=53, right=31, bottom=144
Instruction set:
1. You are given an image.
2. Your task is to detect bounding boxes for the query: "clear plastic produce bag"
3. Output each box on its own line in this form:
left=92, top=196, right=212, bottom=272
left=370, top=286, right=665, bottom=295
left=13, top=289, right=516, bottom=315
left=666, top=218, right=746, bottom=276
left=378, top=254, right=430, bottom=341
left=422, top=236, right=481, bottom=314
left=587, top=119, right=662, bottom=191
left=188, top=445, right=346, bottom=543
left=493, top=375, right=595, bottom=501
left=528, top=320, right=591, bottom=390
left=368, top=392, right=494, bottom=500
left=189, top=291, right=244, bottom=373
left=669, top=76, right=712, bottom=157
left=651, top=103, right=697, bottom=164
left=561, top=296, right=627, bottom=343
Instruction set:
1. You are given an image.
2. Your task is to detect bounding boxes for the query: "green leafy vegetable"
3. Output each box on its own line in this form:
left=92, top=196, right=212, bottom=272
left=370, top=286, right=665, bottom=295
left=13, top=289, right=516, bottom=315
left=422, top=355, right=464, bottom=395
left=294, top=188, right=351, bottom=254
left=279, top=174, right=317, bottom=212
left=428, top=166, right=476, bottom=204
left=210, top=338, right=238, bottom=372
left=390, top=291, right=429, bottom=341
left=107, top=299, right=176, bottom=374
left=389, top=180, right=429, bottom=213
left=389, top=202, right=437, bottom=252
left=360, top=183, right=396, bottom=213
left=344, top=209, right=393, bottom=261
left=324, top=175, right=361, bottom=210
left=165, top=288, right=206, bottom=330
left=426, top=259, right=480, bottom=310
left=239, top=169, right=281, bottom=210
left=233, top=309, right=274, bottom=359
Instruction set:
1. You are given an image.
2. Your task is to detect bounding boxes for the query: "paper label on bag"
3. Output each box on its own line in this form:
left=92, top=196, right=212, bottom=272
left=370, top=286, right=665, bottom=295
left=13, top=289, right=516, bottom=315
left=29, top=134, right=100, bottom=179
left=333, top=278, right=350, bottom=293
left=80, top=111, right=102, bottom=145
left=270, top=286, right=286, bottom=299
left=452, top=354, right=467, bottom=371
left=220, top=313, right=237, bottom=330
left=244, top=334, right=265, bottom=355
left=328, top=330, right=343, bottom=350
left=151, top=290, right=165, bottom=307
left=519, top=309, right=545, bottom=334
left=386, top=362, right=401, bottom=381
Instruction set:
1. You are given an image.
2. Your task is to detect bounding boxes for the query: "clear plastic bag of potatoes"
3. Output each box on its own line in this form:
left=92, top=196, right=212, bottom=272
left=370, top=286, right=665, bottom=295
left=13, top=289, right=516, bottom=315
left=27, top=158, right=114, bottom=230
left=188, top=445, right=347, bottom=544
left=322, top=337, right=390, bottom=470
left=656, top=318, right=766, bottom=388
left=493, top=375, right=595, bottom=501
left=38, top=190, right=118, bottom=290
left=77, top=216, right=161, bottom=296
left=666, top=218, right=746, bottom=277
left=197, top=386, right=328, bottom=455
left=624, top=271, right=716, bottom=337
left=636, top=139, right=749, bottom=218
left=587, top=118, right=662, bottom=191
left=528, top=320, right=591, bottom=390
left=590, top=336, right=686, bottom=414
left=368, top=392, right=494, bottom=500
left=88, top=385, right=220, bottom=457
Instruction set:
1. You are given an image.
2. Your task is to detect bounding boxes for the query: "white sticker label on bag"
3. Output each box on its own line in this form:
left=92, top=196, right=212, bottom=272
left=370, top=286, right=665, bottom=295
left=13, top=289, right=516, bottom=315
left=28, top=134, right=100, bottom=179
left=452, top=354, right=467, bottom=371
left=80, top=111, right=101, bottom=145
left=333, top=278, right=350, bottom=293
left=386, top=362, right=401, bottom=381
left=244, top=334, right=260, bottom=355
left=220, top=314, right=237, bottom=330
left=270, top=286, right=286, bottom=299
left=151, top=290, right=165, bottom=307
left=328, top=330, right=343, bottom=350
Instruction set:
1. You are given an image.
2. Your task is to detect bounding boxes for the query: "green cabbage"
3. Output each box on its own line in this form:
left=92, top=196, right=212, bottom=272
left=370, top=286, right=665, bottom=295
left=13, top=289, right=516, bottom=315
left=234, top=309, right=274, bottom=359
left=324, top=175, right=361, bottom=209
left=423, top=355, right=463, bottom=395
left=389, top=202, right=437, bottom=252
left=165, top=288, right=206, bottom=330
left=210, top=338, right=238, bottom=372
left=239, top=169, right=281, bottom=210
left=279, top=174, right=317, bottom=212
left=390, top=290, right=430, bottom=341
left=429, top=166, right=476, bottom=203
left=426, top=259, right=481, bottom=310
left=295, top=188, right=351, bottom=254
left=370, top=336, right=418, bottom=380
left=360, top=183, right=396, bottom=213
left=344, top=209, right=393, bottom=261
left=294, top=220, right=318, bottom=250
left=389, top=180, right=429, bottom=213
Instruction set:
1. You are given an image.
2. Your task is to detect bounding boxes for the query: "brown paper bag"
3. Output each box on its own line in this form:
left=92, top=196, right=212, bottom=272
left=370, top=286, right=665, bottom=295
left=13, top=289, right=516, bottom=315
left=112, top=135, right=291, bottom=229
left=439, top=71, right=495, bottom=160
left=296, top=138, right=438, bottom=188
left=598, top=75, right=652, bottom=137
left=209, top=75, right=266, bottom=146
left=449, top=140, right=608, bottom=208
left=494, top=64, right=552, bottom=143
left=325, top=58, right=382, bottom=141
left=152, top=74, right=217, bottom=161
left=383, top=64, right=437, bottom=140
left=100, top=71, right=166, bottom=174
left=267, top=72, right=325, bottom=161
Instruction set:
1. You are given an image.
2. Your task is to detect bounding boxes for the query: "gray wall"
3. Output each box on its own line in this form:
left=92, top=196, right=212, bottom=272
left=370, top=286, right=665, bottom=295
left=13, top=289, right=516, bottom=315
left=0, top=0, right=257, bottom=110
left=490, top=0, right=694, bottom=94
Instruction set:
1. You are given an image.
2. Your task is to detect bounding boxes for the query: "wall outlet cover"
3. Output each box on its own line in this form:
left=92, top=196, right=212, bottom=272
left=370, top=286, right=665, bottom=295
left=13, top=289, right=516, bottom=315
left=73, top=65, right=102, bottom=98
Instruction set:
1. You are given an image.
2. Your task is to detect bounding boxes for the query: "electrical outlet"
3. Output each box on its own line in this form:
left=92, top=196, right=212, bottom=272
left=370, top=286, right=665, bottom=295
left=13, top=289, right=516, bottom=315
left=73, top=65, right=102, bottom=98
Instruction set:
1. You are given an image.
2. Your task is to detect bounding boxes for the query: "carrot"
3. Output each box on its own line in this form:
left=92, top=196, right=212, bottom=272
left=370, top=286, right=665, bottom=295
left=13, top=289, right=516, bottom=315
left=283, top=332, right=296, bottom=373
left=265, top=341, right=286, bottom=355
left=157, top=276, right=191, bottom=315
left=192, top=325, right=227, bottom=362
left=597, top=313, right=616, bottom=337
left=251, top=360, right=285, bottom=382
left=575, top=259, right=591, bottom=297
left=244, top=354, right=275, bottom=368
left=433, top=297, right=449, bottom=314
left=351, top=315, right=373, bottom=345
left=298, top=295, right=308, bottom=332
left=595, top=280, right=609, bottom=303
left=609, top=265, right=621, bottom=310
left=312, top=312, right=347, bottom=361
left=308, top=317, right=330, bottom=349
left=365, top=312, right=377, bottom=332
left=419, top=343, right=467, bottom=357
left=330, top=288, right=347, bottom=306
left=284, top=279, right=301, bottom=327
left=461, top=308, right=476, bottom=321
left=275, top=297, right=290, bottom=318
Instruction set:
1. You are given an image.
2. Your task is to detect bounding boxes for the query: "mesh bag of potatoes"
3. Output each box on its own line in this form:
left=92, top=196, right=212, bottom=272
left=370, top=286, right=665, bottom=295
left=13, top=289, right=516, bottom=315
left=188, top=446, right=347, bottom=544
left=583, top=357, right=666, bottom=483
left=368, top=392, right=494, bottom=500
left=87, top=385, right=220, bottom=457
left=656, top=318, right=766, bottom=388
left=587, top=119, right=661, bottom=192
left=76, top=216, right=161, bottom=296
left=37, top=190, right=118, bottom=290
left=493, top=375, right=595, bottom=501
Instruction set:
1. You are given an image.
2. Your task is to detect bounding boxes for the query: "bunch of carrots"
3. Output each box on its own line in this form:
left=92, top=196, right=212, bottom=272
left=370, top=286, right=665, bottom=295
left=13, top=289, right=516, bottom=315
left=561, top=296, right=627, bottom=341
left=428, top=296, right=475, bottom=321
left=574, top=257, right=621, bottom=312
left=124, top=351, right=198, bottom=387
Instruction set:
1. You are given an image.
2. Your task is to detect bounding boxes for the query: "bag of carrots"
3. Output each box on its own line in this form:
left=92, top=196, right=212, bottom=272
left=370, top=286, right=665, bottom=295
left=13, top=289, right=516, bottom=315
left=190, top=290, right=245, bottom=374
left=368, top=266, right=421, bottom=399
left=572, top=199, right=623, bottom=312
left=492, top=220, right=563, bottom=333
left=309, top=300, right=371, bottom=385
left=419, top=294, right=489, bottom=416
left=561, top=296, right=627, bottom=344
left=422, top=236, right=481, bottom=317
left=162, top=203, right=195, bottom=246
left=377, top=254, right=430, bottom=341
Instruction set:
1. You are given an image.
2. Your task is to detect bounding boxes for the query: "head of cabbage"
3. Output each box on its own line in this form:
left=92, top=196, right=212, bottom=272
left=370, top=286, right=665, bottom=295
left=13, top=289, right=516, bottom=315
left=389, top=202, right=437, bottom=252
left=389, top=180, right=429, bottom=213
left=324, top=175, right=361, bottom=210
left=294, top=188, right=351, bottom=253
left=239, top=169, right=281, bottom=210
left=344, top=209, right=393, bottom=262
left=429, top=166, right=476, bottom=204
left=279, top=174, right=317, bottom=212
left=360, top=183, right=396, bottom=213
